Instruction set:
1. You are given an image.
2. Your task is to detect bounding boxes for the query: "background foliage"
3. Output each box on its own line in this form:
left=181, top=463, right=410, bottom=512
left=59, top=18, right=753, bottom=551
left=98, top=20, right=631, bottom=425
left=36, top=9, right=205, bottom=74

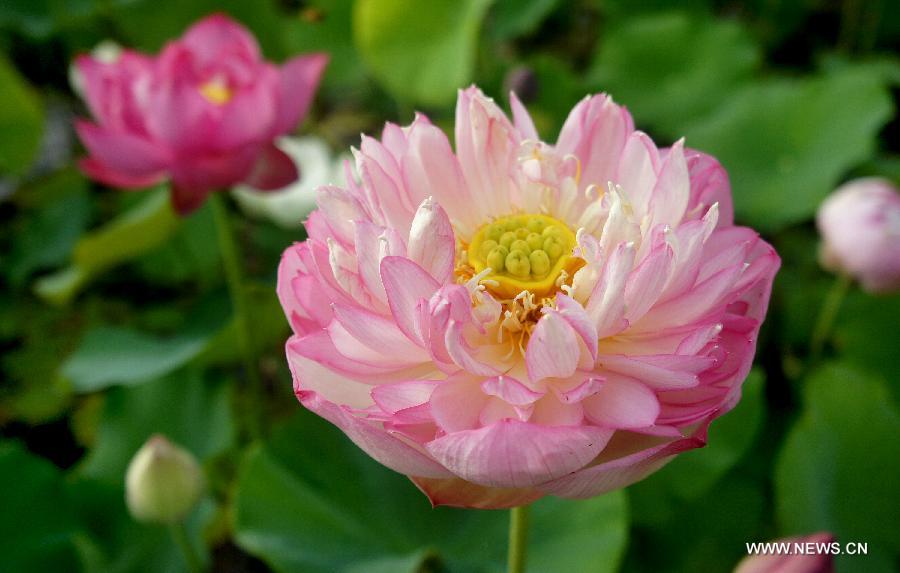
left=1, top=0, right=898, bottom=572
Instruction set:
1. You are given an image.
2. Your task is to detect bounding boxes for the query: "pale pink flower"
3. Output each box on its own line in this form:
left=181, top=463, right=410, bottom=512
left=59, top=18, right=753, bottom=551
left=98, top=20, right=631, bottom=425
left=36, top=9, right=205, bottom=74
left=817, top=177, right=900, bottom=294
left=277, top=87, right=779, bottom=508
left=734, top=533, right=835, bottom=573
left=74, top=14, right=327, bottom=214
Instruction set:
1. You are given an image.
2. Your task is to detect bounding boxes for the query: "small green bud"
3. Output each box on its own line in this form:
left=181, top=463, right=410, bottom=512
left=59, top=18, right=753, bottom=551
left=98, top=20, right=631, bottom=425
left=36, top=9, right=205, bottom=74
left=529, top=250, right=551, bottom=276
left=505, top=250, right=531, bottom=277
left=487, top=246, right=509, bottom=272
left=510, top=239, right=531, bottom=254
left=125, top=435, right=205, bottom=524
left=499, top=231, right=516, bottom=248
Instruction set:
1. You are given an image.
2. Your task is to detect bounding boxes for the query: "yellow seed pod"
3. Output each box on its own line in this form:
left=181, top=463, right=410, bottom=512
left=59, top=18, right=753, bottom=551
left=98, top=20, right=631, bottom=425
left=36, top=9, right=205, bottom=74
left=526, top=232, right=544, bottom=251
left=487, top=246, right=509, bottom=272
left=505, top=250, right=531, bottom=277
left=510, top=239, right=531, bottom=254
left=530, top=250, right=551, bottom=276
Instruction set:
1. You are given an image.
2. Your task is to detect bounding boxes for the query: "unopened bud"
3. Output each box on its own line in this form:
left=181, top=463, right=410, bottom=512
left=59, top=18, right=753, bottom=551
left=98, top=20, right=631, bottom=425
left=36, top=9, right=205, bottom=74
left=817, top=177, right=900, bottom=294
left=504, top=66, right=539, bottom=104
left=125, top=435, right=204, bottom=524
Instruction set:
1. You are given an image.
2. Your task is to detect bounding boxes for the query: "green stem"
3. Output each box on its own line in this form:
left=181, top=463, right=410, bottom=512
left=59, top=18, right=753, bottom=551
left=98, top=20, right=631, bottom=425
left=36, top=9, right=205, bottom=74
left=210, top=193, right=263, bottom=441
left=809, top=273, right=852, bottom=364
left=170, top=522, right=203, bottom=573
left=507, top=505, right=530, bottom=573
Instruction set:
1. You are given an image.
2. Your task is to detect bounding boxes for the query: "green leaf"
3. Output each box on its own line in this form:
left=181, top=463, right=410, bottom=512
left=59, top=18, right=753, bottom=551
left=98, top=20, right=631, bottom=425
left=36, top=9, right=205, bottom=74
left=353, top=0, right=493, bottom=106
left=136, top=199, right=221, bottom=286
left=284, top=0, right=366, bottom=94
left=589, top=11, right=759, bottom=136
left=684, top=65, right=893, bottom=232
left=490, top=0, right=560, bottom=40
left=4, top=170, right=92, bottom=287
left=834, top=291, right=900, bottom=396
left=61, top=327, right=211, bottom=392
left=197, top=282, right=289, bottom=364
left=775, top=364, right=900, bottom=571
left=68, top=477, right=216, bottom=573
left=234, top=409, right=628, bottom=573
left=520, top=56, right=583, bottom=138
left=79, top=369, right=235, bottom=485
left=626, top=473, right=766, bottom=573
left=0, top=442, right=83, bottom=571
left=110, top=0, right=286, bottom=59
left=629, top=369, right=765, bottom=525
left=35, top=187, right=182, bottom=305
left=0, top=56, right=44, bottom=176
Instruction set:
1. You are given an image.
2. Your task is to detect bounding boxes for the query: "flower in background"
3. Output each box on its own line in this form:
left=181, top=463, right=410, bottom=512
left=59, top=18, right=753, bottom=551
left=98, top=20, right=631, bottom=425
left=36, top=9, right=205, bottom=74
left=126, top=435, right=204, bottom=524
left=232, top=136, right=346, bottom=229
left=817, top=177, right=900, bottom=294
left=73, top=13, right=327, bottom=214
left=277, top=87, right=779, bottom=508
left=734, top=533, right=835, bottom=573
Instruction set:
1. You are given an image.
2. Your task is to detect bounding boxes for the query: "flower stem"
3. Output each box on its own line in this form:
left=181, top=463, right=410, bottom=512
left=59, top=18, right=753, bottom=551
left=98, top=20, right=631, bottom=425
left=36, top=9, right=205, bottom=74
left=809, top=273, right=852, bottom=364
left=170, top=521, right=203, bottom=573
left=507, top=505, right=530, bottom=573
left=210, top=193, right=263, bottom=441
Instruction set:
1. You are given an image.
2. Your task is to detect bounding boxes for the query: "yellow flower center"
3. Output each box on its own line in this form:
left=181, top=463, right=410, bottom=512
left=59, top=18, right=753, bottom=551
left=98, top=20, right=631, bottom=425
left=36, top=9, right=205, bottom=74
left=466, top=214, right=581, bottom=299
left=199, top=78, right=232, bottom=105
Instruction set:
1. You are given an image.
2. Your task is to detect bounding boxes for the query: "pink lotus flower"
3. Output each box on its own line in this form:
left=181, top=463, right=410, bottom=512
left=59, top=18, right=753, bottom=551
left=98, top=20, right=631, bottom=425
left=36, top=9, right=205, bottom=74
left=74, top=14, right=327, bottom=214
left=277, top=87, right=779, bottom=508
left=817, top=177, right=900, bottom=294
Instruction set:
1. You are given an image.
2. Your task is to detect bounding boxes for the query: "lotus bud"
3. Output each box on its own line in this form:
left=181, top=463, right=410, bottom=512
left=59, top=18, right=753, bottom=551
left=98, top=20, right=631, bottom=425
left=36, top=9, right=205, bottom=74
left=734, top=532, right=836, bottom=573
left=817, top=177, right=900, bottom=294
left=125, top=435, right=204, bottom=524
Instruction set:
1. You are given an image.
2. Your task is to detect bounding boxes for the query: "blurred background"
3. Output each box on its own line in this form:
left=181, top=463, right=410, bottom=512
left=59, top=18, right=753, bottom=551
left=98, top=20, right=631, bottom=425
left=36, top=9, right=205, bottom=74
left=0, top=0, right=898, bottom=572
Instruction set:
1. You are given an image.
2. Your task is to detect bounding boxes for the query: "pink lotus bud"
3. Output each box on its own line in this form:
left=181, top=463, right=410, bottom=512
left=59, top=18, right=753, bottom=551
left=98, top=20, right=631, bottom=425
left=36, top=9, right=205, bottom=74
left=817, top=177, right=900, bottom=293
left=735, top=533, right=836, bottom=573
left=73, top=13, right=327, bottom=214
left=276, top=87, right=779, bottom=509
left=125, top=435, right=204, bottom=524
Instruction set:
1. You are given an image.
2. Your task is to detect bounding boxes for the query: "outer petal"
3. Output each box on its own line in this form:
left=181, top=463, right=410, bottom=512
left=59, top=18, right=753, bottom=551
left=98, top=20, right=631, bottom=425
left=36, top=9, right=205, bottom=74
left=685, top=149, right=734, bottom=227
left=556, top=94, right=634, bottom=192
left=274, top=53, right=329, bottom=135
left=582, top=378, right=660, bottom=428
left=402, top=117, right=477, bottom=234
left=538, top=421, right=710, bottom=498
left=75, top=120, right=170, bottom=183
left=455, top=87, right=518, bottom=218
left=180, top=13, right=261, bottom=65
left=426, top=420, right=613, bottom=488
left=79, top=158, right=165, bottom=189
left=614, top=131, right=660, bottom=220
left=297, top=391, right=453, bottom=479
left=410, top=476, right=543, bottom=509
left=509, top=91, right=538, bottom=140
left=242, top=142, right=299, bottom=190
left=76, top=52, right=154, bottom=133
